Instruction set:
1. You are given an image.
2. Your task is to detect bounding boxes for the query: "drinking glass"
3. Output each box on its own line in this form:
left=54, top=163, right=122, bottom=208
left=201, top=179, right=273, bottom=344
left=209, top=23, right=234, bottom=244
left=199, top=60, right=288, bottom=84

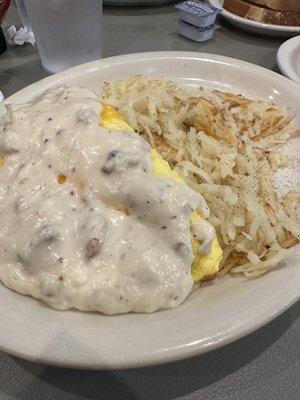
left=23, top=0, right=102, bottom=73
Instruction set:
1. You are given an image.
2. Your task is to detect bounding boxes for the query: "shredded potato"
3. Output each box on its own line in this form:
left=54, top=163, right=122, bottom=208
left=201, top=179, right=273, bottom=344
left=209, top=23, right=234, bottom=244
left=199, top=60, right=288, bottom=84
left=102, top=76, right=300, bottom=278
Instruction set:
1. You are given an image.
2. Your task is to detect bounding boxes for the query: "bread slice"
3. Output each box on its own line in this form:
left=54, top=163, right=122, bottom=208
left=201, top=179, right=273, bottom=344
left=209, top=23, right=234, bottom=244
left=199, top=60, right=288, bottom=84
left=224, top=0, right=300, bottom=25
left=249, top=0, right=300, bottom=12
left=245, top=0, right=268, bottom=7
left=268, top=1, right=300, bottom=12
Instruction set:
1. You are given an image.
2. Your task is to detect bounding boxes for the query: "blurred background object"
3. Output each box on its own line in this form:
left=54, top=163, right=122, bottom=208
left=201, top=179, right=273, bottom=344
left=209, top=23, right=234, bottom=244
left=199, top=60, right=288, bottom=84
left=15, top=0, right=32, bottom=31
left=3, top=0, right=34, bottom=47
left=277, top=35, right=300, bottom=83
left=0, top=0, right=10, bottom=22
left=0, top=0, right=11, bottom=54
left=103, top=0, right=174, bottom=5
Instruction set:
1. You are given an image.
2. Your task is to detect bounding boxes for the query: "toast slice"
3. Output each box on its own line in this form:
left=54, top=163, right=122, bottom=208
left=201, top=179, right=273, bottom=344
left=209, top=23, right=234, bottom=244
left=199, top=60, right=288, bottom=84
left=224, top=0, right=300, bottom=26
left=249, top=0, right=300, bottom=12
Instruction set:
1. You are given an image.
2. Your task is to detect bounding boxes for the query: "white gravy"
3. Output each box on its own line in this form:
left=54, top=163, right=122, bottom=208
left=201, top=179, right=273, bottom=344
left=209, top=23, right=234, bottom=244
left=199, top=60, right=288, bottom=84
left=191, top=220, right=215, bottom=254
left=0, top=86, right=212, bottom=314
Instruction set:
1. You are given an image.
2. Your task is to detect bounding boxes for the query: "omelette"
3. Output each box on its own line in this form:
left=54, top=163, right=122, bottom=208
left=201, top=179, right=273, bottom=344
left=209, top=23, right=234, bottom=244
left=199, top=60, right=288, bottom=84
left=0, top=85, right=223, bottom=315
left=100, top=105, right=223, bottom=283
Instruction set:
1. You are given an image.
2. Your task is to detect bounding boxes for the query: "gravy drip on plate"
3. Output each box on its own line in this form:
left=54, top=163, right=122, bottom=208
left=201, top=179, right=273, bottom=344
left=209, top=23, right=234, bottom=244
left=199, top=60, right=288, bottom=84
left=0, top=86, right=209, bottom=314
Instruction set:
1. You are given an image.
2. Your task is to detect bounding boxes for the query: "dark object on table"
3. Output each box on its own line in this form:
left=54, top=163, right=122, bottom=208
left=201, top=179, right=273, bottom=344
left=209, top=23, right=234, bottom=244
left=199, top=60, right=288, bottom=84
left=0, top=0, right=11, bottom=22
left=0, top=26, right=7, bottom=55
left=0, top=0, right=11, bottom=55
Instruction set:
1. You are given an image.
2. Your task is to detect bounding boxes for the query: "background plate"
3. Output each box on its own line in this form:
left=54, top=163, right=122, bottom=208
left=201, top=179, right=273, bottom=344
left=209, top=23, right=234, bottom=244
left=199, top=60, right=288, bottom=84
left=1, top=51, right=300, bottom=369
left=209, top=0, right=300, bottom=38
left=277, top=36, right=300, bottom=84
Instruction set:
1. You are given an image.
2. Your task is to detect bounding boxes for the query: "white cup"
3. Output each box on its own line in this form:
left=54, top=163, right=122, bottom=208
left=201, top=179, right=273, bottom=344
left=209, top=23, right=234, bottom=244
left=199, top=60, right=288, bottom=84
left=23, top=0, right=102, bottom=73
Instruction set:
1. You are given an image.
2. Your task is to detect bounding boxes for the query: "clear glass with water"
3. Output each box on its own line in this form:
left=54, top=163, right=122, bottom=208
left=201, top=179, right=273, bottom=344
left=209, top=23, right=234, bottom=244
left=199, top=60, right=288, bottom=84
left=23, top=0, right=102, bottom=73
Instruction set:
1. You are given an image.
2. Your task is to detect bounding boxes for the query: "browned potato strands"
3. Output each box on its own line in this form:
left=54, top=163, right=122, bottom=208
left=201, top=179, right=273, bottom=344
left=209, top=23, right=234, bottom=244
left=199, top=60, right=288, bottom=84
left=102, top=76, right=300, bottom=278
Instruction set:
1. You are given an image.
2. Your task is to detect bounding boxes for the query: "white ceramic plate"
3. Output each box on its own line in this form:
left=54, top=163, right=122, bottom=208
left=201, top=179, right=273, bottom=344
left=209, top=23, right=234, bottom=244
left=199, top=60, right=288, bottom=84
left=1, top=52, right=300, bottom=369
left=277, top=36, right=300, bottom=83
left=209, top=0, right=300, bottom=38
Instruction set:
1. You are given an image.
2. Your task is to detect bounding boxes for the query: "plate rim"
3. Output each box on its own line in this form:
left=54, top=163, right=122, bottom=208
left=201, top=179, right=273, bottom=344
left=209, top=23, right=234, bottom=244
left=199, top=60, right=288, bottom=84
left=1, top=51, right=300, bottom=369
left=0, top=289, right=298, bottom=370
left=5, top=51, right=300, bottom=105
left=277, top=36, right=300, bottom=83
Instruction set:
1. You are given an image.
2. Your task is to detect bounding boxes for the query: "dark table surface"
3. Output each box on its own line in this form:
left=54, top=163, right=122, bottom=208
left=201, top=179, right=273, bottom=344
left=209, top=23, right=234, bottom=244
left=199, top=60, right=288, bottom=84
left=0, top=4, right=299, bottom=400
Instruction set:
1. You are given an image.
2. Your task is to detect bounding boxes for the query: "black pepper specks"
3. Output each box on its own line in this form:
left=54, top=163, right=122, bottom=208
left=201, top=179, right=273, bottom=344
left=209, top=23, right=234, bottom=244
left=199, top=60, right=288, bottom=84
left=161, top=226, right=167, bottom=230
left=70, top=191, right=74, bottom=196
left=107, top=150, right=119, bottom=161
left=48, top=117, right=52, bottom=122
left=48, top=164, right=52, bottom=169
left=58, top=257, right=64, bottom=263
left=44, top=138, right=49, bottom=143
